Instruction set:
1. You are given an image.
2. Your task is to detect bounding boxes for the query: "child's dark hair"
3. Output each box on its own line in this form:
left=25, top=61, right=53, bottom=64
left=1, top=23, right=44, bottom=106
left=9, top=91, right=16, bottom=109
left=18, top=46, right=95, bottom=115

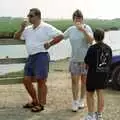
left=72, top=9, right=83, bottom=20
left=94, top=28, right=104, bottom=42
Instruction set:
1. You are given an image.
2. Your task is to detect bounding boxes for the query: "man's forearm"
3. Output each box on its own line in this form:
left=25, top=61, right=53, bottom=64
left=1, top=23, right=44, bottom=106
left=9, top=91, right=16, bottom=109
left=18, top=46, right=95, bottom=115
left=49, top=34, right=64, bottom=46
left=44, top=34, right=64, bottom=49
left=84, top=31, right=94, bottom=44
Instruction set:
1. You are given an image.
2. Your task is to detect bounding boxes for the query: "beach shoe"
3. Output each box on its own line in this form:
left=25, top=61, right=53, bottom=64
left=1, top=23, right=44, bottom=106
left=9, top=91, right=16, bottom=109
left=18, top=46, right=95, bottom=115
left=31, top=105, right=44, bottom=112
left=23, top=102, right=35, bottom=108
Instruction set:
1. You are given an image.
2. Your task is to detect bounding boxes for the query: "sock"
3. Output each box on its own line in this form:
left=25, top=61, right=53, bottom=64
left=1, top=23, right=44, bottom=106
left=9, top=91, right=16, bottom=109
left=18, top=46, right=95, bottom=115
left=97, top=112, right=102, bottom=115
left=97, top=112, right=103, bottom=118
left=79, top=98, right=84, bottom=103
left=73, top=100, right=78, bottom=103
left=88, top=112, right=94, bottom=117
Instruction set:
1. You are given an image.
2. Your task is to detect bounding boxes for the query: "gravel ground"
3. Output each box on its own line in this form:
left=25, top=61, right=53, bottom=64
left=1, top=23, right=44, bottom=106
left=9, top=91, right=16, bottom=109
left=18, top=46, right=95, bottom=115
left=0, top=60, right=120, bottom=120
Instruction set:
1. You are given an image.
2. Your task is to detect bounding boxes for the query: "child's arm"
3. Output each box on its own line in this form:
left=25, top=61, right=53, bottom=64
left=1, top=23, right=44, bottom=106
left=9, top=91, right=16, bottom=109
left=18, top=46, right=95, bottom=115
left=84, top=46, right=94, bottom=65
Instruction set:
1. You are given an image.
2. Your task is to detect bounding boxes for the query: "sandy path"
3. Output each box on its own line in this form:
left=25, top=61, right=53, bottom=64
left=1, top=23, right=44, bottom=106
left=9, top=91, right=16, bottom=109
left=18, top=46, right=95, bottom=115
left=0, top=60, right=120, bottom=120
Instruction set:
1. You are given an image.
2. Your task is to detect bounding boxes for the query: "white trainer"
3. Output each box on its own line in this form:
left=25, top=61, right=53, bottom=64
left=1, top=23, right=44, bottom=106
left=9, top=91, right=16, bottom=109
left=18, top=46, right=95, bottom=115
left=97, top=113, right=103, bottom=120
left=78, top=99, right=85, bottom=109
left=84, top=114, right=96, bottom=120
left=72, top=101, right=78, bottom=112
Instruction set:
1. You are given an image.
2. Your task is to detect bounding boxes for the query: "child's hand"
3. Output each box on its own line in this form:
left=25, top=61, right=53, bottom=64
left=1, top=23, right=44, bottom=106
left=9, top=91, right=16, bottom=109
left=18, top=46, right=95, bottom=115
left=85, top=64, right=89, bottom=69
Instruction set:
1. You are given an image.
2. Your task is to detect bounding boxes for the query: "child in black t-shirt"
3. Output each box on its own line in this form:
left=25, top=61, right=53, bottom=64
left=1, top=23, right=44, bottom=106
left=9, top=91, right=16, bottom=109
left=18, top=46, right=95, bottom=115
left=84, top=28, right=112, bottom=120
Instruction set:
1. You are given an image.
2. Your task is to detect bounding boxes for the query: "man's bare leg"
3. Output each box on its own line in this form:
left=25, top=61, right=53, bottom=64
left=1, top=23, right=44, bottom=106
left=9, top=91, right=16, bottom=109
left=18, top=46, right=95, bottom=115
left=30, top=79, right=47, bottom=112
left=37, top=79, right=47, bottom=106
left=71, top=75, right=80, bottom=101
left=78, top=74, right=86, bottom=108
left=80, top=74, right=86, bottom=100
left=71, top=75, right=80, bottom=111
left=23, top=76, right=39, bottom=105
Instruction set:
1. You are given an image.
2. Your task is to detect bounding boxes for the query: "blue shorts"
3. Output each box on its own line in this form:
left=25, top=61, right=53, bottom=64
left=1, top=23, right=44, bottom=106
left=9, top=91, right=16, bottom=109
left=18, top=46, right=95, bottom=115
left=24, top=52, right=50, bottom=80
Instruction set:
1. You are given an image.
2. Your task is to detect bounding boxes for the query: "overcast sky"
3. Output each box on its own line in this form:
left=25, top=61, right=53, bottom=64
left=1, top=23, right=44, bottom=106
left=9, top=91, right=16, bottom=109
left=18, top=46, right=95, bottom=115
left=1, top=0, right=120, bottom=19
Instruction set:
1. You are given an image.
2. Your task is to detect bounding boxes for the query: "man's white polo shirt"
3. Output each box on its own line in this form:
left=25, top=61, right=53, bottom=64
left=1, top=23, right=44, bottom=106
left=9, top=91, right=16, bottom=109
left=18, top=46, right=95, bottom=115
left=21, top=22, right=62, bottom=55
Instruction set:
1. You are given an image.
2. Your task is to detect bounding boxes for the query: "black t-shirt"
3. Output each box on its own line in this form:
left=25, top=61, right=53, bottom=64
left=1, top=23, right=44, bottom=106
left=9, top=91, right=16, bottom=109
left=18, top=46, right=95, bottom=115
left=84, top=42, right=112, bottom=73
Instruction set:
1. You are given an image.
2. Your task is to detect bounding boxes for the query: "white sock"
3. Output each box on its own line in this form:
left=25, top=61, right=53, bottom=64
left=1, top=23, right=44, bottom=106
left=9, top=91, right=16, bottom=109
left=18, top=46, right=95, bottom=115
left=73, top=100, right=78, bottom=103
left=88, top=112, right=94, bottom=117
left=80, top=98, right=84, bottom=103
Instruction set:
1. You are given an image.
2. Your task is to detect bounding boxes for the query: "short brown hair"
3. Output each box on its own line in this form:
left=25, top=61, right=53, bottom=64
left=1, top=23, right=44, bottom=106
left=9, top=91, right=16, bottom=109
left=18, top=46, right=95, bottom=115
left=30, top=8, right=41, bottom=19
left=72, top=9, right=83, bottom=20
left=94, top=28, right=104, bottom=42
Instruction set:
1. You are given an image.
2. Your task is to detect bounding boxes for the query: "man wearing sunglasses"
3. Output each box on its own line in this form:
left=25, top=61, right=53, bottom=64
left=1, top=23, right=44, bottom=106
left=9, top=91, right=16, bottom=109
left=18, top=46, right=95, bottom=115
left=14, top=8, right=64, bottom=112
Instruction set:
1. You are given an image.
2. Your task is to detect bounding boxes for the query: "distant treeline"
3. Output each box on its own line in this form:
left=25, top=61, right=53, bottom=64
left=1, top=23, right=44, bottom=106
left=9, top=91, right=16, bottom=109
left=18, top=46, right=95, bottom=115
left=0, top=17, right=120, bottom=38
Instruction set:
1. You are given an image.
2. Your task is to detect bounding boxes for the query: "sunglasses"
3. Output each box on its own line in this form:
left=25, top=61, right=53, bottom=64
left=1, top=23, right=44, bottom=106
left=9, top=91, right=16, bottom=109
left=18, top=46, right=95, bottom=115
left=27, top=14, right=36, bottom=18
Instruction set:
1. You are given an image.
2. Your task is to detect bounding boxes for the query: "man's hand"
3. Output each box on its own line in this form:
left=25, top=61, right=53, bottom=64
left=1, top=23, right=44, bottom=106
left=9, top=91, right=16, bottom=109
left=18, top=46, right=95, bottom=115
left=75, top=22, right=85, bottom=32
left=44, top=42, right=51, bottom=49
left=75, top=22, right=93, bottom=44
left=14, top=21, right=28, bottom=40
left=20, top=21, right=27, bottom=31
